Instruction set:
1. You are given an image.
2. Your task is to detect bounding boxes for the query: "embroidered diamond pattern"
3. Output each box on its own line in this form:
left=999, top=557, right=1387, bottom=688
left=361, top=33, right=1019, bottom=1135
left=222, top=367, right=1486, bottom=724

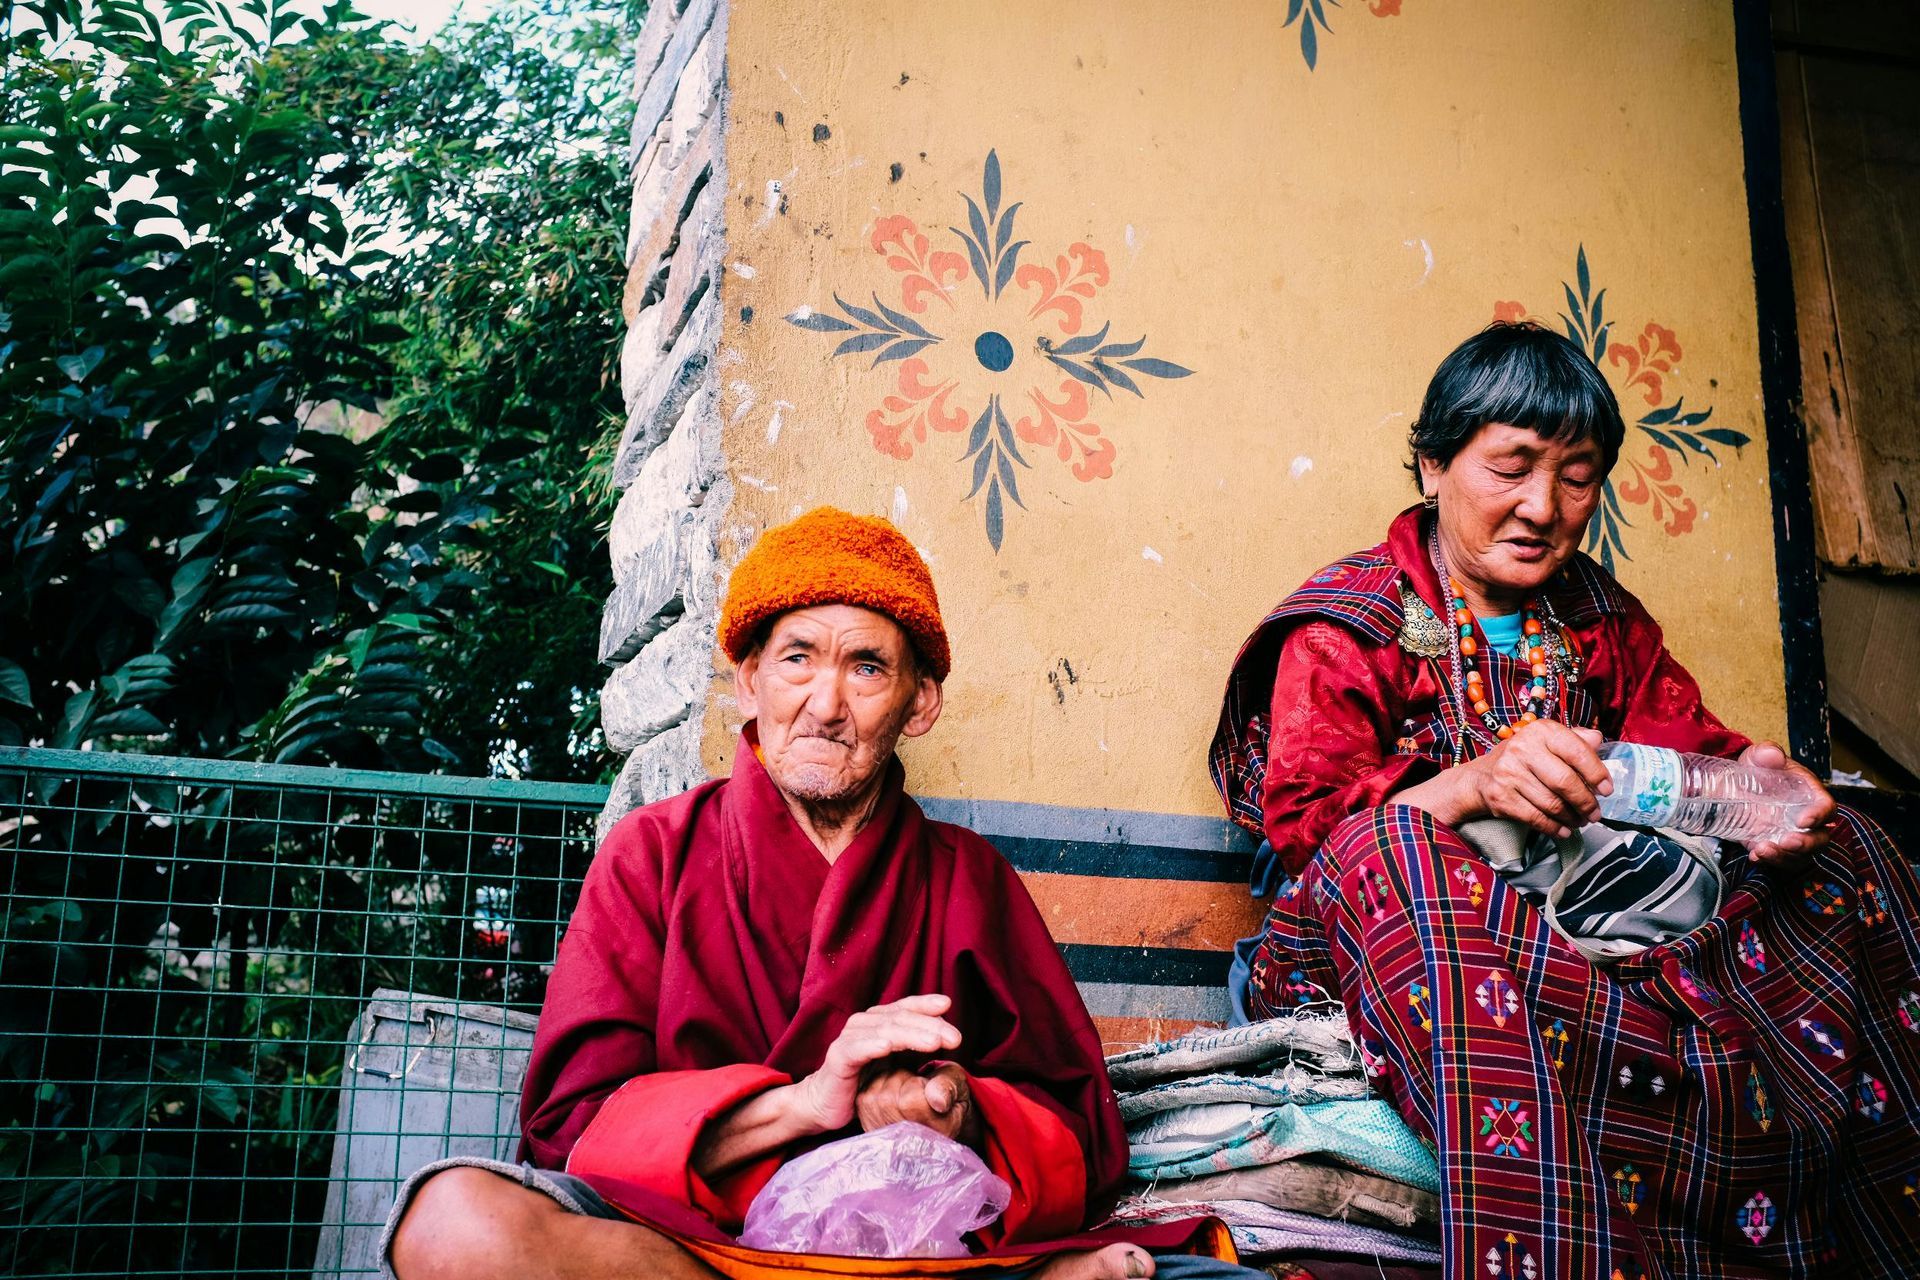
left=1613, top=1163, right=1645, bottom=1215
left=1737, top=920, right=1767, bottom=973
left=1484, top=1231, right=1539, bottom=1279
left=1857, top=1074, right=1888, bottom=1122
left=1740, top=1191, right=1777, bottom=1244
left=1474, top=969, right=1520, bottom=1029
left=1479, top=1097, right=1533, bottom=1157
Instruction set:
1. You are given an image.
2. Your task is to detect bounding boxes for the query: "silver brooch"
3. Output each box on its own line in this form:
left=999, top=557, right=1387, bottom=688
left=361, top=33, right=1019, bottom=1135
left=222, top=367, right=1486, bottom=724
left=1397, top=583, right=1451, bottom=658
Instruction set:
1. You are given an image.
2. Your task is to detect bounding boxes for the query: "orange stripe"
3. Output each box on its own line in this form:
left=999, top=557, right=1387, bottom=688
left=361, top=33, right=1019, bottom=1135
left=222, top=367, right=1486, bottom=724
left=1019, top=872, right=1268, bottom=951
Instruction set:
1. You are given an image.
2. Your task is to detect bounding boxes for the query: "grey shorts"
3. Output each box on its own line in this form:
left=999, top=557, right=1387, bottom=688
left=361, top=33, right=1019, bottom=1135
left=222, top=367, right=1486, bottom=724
left=380, top=1155, right=618, bottom=1278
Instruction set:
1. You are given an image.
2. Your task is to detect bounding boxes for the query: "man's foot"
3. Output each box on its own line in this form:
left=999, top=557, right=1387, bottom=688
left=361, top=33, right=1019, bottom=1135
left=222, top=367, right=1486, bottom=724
left=1030, top=1243, right=1155, bottom=1280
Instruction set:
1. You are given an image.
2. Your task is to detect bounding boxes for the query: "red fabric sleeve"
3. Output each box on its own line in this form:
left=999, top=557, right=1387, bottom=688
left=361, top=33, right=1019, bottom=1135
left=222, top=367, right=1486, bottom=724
left=565, top=1064, right=791, bottom=1231
left=966, top=1074, right=1089, bottom=1246
left=1261, top=621, right=1441, bottom=875
left=1590, top=595, right=1751, bottom=760
left=518, top=814, right=668, bottom=1168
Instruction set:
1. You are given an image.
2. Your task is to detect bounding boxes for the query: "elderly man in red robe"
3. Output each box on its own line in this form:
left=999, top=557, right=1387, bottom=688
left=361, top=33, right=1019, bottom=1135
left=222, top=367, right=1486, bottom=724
left=385, top=509, right=1239, bottom=1280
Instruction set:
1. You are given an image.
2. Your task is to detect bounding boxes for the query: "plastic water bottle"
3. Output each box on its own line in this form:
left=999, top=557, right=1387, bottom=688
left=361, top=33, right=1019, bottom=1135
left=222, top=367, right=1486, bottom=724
left=1596, top=741, right=1817, bottom=845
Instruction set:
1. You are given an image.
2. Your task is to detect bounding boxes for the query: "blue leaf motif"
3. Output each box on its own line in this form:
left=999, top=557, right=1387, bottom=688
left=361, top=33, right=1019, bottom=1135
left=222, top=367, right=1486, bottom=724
left=1095, top=360, right=1142, bottom=397
left=1119, top=357, right=1194, bottom=379
left=1576, top=245, right=1591, bottom=301
left=1641, top=426, right=1687, bottom=460
left=966, top=402, right=993, bottom=455
left=994, top=399, right=1029, bottom=466
left=787, top=310, right=855, bottom=332
left=985, top=479, right=1005, bottom=552
left=983, top=151, right=1002, bottom=222
left=964, top=195, right=992, bottom=271
left=832, top=332, right=895, bottom=358
left=835, top=293, right=888, bottom=330
left=1048, top=354, right=1109, bottom=394
left=951, top=224, right=991, bottom=300
left=1095, top=336, right=1147, bottom=359
left=872, top=338, right=936, bottom=365
left=994, top=241, right=1027, bottom=298
left=995, top=202, right=1022, bottom=254
left=968, top=437, right=994, bottom=497
left=1301, top=13, right=1318, bottom=68
left=1286, top=0, right=1305, bottom=22
left=1640, top=401, right=1682, bottom=426
left=1051, top=322, right=1112, bottom=357
left=997, top=448, right=1024, bottom=508
left=873, top=295, right=936, bottom=339
left=1700, top=427, right=1750, bottom=449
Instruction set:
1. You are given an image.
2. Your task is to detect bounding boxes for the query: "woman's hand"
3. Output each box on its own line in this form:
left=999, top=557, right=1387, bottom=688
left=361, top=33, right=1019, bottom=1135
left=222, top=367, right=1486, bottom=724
left=790, top=994, right=963, bottom=1135
left=1735, top=740, right=1834, bottom=870
left=1396, top=720, right=1612, bottom=838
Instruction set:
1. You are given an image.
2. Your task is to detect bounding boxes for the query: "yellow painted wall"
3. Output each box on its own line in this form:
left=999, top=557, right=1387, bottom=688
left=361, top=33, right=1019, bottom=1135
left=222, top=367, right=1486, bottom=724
left=708, top=0, right=1787, bottom=819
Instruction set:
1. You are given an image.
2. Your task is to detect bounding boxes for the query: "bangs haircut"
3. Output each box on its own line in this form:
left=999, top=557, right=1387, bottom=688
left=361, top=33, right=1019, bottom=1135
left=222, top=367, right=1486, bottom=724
left=1407, top=321, right=1625, bottom=490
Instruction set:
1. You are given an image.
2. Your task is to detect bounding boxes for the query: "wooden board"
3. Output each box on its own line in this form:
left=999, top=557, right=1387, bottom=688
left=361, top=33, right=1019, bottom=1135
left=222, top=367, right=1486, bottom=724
left=1775, top=47, right=1920, bottom=572
left=1819, top=571, right=1920, bottom=777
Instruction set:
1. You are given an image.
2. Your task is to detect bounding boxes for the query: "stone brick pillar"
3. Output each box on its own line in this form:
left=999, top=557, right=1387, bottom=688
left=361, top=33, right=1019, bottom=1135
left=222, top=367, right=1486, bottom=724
left=597, top=0, right=728, bottom=833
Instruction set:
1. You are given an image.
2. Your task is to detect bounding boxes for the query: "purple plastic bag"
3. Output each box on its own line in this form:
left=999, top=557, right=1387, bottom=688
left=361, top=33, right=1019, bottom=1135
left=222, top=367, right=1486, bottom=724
left=738, top=1122, right=1012, bottom=1258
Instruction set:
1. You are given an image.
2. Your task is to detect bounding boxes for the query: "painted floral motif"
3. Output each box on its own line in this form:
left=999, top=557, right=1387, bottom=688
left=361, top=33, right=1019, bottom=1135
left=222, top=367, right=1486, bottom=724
left=1746, top=1064, right=1774, bottom=1133
left=1484, top=1232, right=1539, bottom=1280
left=1479, top=1098, right=1534, bottom=1157
left=1283, top=0, right=1408, bottom=71
left=1541, top=1018, right=1569, bottom=1071
left=1737, top=919, right=1767, bottom=974
left=1613, top=1163, right=1645, bottom=1215
left=1493, top=247, right=1750, bottom=572
left=1475, top=969, right=1520, bottom=1028
left=1857, top=1074, right=1888, bottom=1122
left=788, top=152, right=1191, bottom=550
left=1740, top=1191, right=1778, bottom=1244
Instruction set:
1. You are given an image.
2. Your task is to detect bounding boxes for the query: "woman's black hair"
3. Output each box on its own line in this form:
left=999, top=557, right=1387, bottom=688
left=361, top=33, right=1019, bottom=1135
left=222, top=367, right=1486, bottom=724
left=1407, top=321, right=1625, bottom=491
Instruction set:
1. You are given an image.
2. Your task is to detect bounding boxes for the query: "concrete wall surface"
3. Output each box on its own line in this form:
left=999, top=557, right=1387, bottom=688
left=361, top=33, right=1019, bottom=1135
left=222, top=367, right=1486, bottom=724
left=611, top=0, right=1791, bottom=829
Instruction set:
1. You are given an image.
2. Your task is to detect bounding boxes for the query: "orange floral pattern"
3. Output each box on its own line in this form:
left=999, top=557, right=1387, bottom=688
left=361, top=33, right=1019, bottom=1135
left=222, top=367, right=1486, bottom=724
left=1014, top=381, right=1116, bottom=482
left=1017, top=244, right=1111, bottom=335
left=789, top=152, right=1191, bottom=551
left=870, top=214, right=969, bottom=314
left=1491, top=246, right=1749, bottom=570
left=864, top=358, right=967, bottom=460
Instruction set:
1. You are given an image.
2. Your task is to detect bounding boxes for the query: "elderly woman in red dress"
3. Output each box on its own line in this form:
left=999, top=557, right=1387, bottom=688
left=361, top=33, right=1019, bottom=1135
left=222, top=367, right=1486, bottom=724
left=1211, top=322, right=1920, bottom=1279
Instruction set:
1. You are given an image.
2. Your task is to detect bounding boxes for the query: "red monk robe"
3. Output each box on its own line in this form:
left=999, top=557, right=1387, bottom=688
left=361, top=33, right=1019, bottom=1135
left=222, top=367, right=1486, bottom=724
left=518, top=730, right=1129, bottom=1249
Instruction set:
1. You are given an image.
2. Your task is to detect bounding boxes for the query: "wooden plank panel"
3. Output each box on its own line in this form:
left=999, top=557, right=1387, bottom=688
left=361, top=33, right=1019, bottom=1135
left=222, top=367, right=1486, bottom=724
left=1779, top=52, right=1920, bottom=571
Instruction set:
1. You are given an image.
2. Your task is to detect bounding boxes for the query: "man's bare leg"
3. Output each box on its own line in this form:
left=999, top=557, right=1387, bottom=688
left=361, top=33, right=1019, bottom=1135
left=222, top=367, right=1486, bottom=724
left=388, top=1167, right=720, bottom=1280
left=391, top=1167, right=1166, bottom=1280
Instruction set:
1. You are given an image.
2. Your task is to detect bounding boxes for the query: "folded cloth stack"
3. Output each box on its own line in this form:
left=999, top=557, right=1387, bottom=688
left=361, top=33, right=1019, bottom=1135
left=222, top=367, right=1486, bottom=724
left=1104, top=1015, right=1442, bottom=1272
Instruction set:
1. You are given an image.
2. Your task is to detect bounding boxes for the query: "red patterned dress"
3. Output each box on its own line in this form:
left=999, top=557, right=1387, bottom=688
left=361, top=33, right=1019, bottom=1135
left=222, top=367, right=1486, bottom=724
left=1210, top=505, right=1920, bottom=1279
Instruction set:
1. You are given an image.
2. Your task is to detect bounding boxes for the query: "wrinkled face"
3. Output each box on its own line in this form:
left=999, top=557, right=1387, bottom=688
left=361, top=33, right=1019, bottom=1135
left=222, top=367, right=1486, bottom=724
left=1419, top=423, right=1607, bottom=605
left=735, top=604, right=942, bottom=806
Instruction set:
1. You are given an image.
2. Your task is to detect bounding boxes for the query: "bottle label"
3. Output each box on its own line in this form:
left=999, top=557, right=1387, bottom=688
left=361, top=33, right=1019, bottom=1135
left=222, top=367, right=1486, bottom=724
left=1614, top=742, right=1682, bottom=828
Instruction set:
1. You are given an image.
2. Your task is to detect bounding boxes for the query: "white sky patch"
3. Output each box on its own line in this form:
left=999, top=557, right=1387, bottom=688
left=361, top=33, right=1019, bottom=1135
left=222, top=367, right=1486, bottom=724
left=358, top=0, right=492, bottom=41
left=1404, top=237, right=1434, bottom=287
left=1141, top=546, right=1163, bottom=564
left=1290, top=456, right=1314, bottom=479
left=730, top=262, right=758, bottom=279
left=891, top=486, right=909, bottom=523
left=766, top=400, right=794, bottom=444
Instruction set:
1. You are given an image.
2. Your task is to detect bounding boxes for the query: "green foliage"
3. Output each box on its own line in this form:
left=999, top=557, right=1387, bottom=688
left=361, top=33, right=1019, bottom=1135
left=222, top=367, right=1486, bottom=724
left=0, top=0, right=631, bottom=780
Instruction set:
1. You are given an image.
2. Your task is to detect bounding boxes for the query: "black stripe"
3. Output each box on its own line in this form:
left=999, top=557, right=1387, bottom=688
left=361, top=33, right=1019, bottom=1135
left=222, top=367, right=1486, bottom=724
left=1733, top=0, right=1832, bottom=774
left=1058, top=942, right=1234, bottom=988
left=987, top=832, right=1252, bottom=883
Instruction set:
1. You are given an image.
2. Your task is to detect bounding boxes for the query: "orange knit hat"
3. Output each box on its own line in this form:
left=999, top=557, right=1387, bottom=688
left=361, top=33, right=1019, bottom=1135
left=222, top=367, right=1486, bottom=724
left=718, top=507, right=951, bottom=681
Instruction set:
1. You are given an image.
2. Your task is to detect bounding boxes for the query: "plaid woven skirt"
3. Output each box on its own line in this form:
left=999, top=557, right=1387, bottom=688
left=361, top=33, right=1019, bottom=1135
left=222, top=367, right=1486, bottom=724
left=1246, top=804, right=1920, bottom=1279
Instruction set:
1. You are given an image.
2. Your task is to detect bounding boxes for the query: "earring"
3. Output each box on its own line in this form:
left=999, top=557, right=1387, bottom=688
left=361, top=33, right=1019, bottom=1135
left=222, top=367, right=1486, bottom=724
left=1421, top=492, right=1438, bottom=510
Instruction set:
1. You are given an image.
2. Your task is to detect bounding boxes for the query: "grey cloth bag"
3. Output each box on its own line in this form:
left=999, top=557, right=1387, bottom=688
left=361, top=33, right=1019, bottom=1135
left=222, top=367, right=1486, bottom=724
left=1457, top=816, right=1724, bottom=962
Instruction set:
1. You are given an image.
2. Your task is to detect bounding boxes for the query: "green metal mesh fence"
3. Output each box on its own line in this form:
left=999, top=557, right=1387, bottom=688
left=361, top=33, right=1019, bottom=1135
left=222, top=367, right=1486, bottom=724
left=0, top=747, right=609, bottom=1278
